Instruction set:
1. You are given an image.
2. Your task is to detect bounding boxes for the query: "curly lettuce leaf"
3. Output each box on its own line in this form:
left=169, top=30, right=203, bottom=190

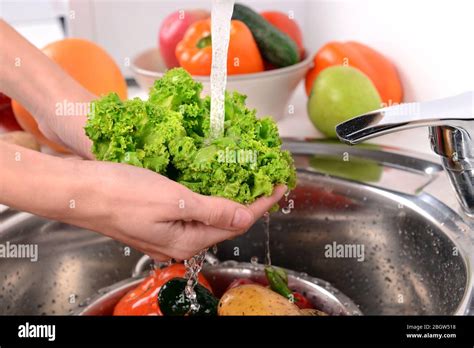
left=85, top=68, right=296, bottom=204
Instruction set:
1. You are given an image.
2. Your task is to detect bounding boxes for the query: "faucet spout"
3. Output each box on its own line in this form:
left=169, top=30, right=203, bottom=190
left=335, top=91, right=474, bottom=216
left=336, top=92, right=473, bottom=144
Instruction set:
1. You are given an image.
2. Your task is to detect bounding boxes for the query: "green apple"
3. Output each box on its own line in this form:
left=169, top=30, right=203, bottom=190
left=307, top=66, right=382, bottom=138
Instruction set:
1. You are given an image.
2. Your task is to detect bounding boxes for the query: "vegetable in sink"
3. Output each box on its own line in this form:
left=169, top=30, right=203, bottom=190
left=158, top=278, right=218, bottom=316
left=217, top=267, right=320, bottom=315
left=115, top=264, right=316, bottom=316
left=217, top=267, right=321, bottom=315
left=113, top=263, right=324, bottom=316
left=113, top=263, right=212, bottom=316
left=218, top=284, right=302, bottom=315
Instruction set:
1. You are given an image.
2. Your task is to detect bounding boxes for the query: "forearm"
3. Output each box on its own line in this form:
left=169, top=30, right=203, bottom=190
left=0, top=139, right=286, bottom=261
left=0, top=19, right=94, bottom=158
left=0, top=141, right=103, bottom=225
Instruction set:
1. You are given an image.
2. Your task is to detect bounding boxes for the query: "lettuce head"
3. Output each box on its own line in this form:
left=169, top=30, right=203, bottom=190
left=85, top=68, right=296, bottom=204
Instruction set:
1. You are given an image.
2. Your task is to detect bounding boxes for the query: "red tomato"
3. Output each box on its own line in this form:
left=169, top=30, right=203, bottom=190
left=113, top=263, right=212, bottom=316
left=293, top=292, right=313, bottom=309
left=261, top=11, right=305, bottom=59
left=0, top=93, right=22, bottom=133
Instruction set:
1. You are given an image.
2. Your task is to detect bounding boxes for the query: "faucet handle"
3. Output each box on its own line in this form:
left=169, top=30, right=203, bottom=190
left=336, top=91, right=473, bottom=144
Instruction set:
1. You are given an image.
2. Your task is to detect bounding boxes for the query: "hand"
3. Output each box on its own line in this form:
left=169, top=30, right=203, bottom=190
left=0, top=19, right=95, bottom=158
left=56, top=159, right=287, bottom=261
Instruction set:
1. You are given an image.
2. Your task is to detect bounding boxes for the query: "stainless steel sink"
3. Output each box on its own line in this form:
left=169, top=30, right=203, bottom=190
left=0, top=140, right=472, bottom=315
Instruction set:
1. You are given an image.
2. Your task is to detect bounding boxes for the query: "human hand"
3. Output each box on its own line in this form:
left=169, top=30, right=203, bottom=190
left=0, top=19, right=96, bottom=158
left=59, top=159, right=287, bottom=261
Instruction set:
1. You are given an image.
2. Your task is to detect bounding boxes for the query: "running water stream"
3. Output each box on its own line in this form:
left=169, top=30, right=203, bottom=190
left=209, top=0, right=234, bottom=140
left=261, top=191, right=291, bottom=267
left=184, top=0, right=235, bottom=314
left=263, top=212, right=271, bottom=266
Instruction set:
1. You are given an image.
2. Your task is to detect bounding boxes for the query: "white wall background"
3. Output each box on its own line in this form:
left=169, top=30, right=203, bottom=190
left=2, top=0, right=473, bottom=102
left=305, top=0, right=474, bottom=101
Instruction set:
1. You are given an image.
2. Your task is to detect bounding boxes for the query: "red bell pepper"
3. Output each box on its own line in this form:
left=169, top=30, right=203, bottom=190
left=113, top=263, right=212, bottom=316
left=159, top=9, right=209, bottom=69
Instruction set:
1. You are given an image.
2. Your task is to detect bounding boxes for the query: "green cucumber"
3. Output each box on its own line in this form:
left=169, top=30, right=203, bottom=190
left=158, top=277, right=218, bottom=316
left=232, top=3, right=299, bottom=67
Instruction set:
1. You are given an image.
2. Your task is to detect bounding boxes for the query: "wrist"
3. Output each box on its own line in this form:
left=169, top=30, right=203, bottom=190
left=44, top=86, right=96, bottom=158
left=0, top=142, right=75, bottom=219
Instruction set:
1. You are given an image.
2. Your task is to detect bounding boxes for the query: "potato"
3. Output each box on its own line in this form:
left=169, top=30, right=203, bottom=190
left=300, top=308, right=328, bottom=316
left=0, top=131, right=40, bottom=151
left=218, top=284, right=302, bottom=316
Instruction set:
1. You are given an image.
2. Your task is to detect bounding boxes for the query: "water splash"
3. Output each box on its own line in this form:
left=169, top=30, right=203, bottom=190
left=184, top=249, right=208, bottom=314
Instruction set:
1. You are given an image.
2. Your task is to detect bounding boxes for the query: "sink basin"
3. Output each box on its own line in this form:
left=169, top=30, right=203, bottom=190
left=0, top=141, right=472, bottom=315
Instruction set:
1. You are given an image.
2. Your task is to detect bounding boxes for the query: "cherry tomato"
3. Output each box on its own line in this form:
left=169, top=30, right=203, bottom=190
left=292, top=292, right=313, bottom=309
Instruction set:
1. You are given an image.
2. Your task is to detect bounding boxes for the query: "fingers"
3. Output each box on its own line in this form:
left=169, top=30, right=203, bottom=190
left=183, top=193, right=255, bottom=231
left=247, top=185, right=287, bottom=218
left=159, top=185, right=288, bottom=260
left=149, top=253, right=171, bottom=263
left=178, top=185, right=287, bottom=232
left=172, top=185, right=287, bottom=257
left=171, top=221, right=243, bottom=260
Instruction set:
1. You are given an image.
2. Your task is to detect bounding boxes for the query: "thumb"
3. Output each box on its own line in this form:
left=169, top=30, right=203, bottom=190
left=186, top=193, right=255, bottom=231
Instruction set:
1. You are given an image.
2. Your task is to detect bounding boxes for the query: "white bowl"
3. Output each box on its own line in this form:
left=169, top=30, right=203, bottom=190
left=131, top=48, right=312, bottom=121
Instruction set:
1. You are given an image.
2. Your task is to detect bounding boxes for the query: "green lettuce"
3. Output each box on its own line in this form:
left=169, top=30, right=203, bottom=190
left=85, top=68, right=296, bottom=204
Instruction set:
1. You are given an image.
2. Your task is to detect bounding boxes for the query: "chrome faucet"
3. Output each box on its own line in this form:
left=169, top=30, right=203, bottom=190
left=336, top=92, right=474, bottom=216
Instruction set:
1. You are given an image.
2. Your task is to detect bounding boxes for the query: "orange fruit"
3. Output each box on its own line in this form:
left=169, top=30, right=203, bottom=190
left=12, top=38, right=127, bottom=153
